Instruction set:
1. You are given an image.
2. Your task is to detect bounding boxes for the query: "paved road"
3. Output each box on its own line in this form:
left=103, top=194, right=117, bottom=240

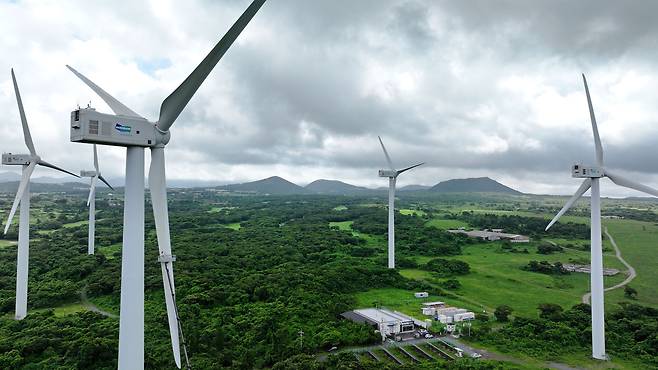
left=80, top=287, right=118, bottom=319
left=582, top=227, right=637, bottom=304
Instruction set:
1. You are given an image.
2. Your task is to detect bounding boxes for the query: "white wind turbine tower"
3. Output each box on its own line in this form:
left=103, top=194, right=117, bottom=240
left=2, top=69, right=79, bottom=320
left=66, top=0, right=267, bottom=368
left=545, top=74, right=658, bottom=360
left=80, top=144, right=113, bottom=255
left=377, top=136, right=424, bottom=269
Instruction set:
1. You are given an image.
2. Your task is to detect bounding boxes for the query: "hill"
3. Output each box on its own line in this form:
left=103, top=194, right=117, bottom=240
left=305, top=179, right=371, bottom=195
left=398, top=184, right=430, bottom=191
left=220, top=176, right=309, bottom=195
left=0, top=181, right=89, bottom=194
left=429, top=177, right=522, bottom=195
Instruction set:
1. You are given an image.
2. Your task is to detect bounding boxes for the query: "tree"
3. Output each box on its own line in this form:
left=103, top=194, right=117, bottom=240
left=442, top=279, right=461, bottom=290
left=538, top=303, right=564, bottom=320
left=624, top=285, right=638, bottom=300
left=537, top=242, right=563, bottom=254
left=424, top=258, right=470, bottom=277
left=494, top=305, right=513, bottom=322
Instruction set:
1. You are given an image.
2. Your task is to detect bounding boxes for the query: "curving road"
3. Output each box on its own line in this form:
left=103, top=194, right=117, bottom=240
left=582, top=227, right=637, bottom=304
left=80, top=286, right=118, bottom=319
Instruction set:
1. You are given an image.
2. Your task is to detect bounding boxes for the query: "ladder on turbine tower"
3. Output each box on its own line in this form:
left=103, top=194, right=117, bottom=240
left=160, top=254, right=192, bottom=370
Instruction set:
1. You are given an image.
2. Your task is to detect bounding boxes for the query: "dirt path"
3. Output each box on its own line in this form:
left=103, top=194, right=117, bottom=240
left=80, top=287, right=118, bottom=319
left=582, top=227, right=637, bottom=304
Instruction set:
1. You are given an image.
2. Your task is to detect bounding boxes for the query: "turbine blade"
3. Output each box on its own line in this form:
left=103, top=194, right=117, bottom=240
left=148, top=147, right=181, bottom=368
left=606, top=171, right=658, bottom=198
left=397, top=162, right=424, bottom=175
left=4, top=162, right=36, bottom=234
left=545, top=178, right=591, bottom=231
left=378, top=136, right=395, bottom=170
left=11, top=69, right=36, bottom=156
left=157, top=0, right=267, bottom=132
left=582, top=74, right=603, bottom=167
left=98, top=174, right=114, bottom=190
left=66, top=65, right=143, bottom=118
left=93, top=144, right=99, bottom=172
left=37, top=160, right=80, bottom=178
left=87, top=176, right=97, bottom=206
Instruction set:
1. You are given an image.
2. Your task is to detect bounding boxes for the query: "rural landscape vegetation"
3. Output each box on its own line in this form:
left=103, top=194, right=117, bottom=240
left=0, top=176, right=656, bottom=369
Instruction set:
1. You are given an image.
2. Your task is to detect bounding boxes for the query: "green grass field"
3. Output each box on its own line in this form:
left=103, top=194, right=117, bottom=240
left=425, top=218, right=469, bottom=229
left=357, top=237, right=632, bottom=318
left=603, top=219, right=658, bottom=309
left=0, top=240, right=16, bottom=248
left=329, top=221, right=380, bottom=246
left=355, top=288, right=449, bottom=318
left=399, top=209, right=426, bottom=216
left=223, top=222, right=242, bottom=231
left=98, top=243, right=121, bottom=259
left=427, top=242, right=627, bottom=316
left=63, top=220, right=88, bottom=228
left=30, top=303, right=87, bottom=317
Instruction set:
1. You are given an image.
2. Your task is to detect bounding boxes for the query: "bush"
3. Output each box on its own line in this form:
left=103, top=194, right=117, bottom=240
left=423, top=258, right=470, bottom=277
left=523, top=261, right=568, bottom=275
left=494, top=305, right=513, bottom=322
left=537, top=243, right=563, bottom=254
left=538, top=303, right=564, bottom=320
left=442, top=279, right=461, bottom=290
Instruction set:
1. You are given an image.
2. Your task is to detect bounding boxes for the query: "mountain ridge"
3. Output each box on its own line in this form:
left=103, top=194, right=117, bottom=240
left=429, top=177, right=522, bottom=195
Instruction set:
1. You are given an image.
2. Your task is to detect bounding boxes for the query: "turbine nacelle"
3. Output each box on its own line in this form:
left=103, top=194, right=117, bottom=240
left=71, top=108, right=162, bottom=147
left=2, top=153, right=35, bottom=166
left=80, top=170, right=99, bottom=178
left=379, top=169, right=397, bottom=178
left=572, top=164, right=604, bottom=178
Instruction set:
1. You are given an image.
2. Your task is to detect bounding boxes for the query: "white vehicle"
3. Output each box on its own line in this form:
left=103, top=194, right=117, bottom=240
left=424, top=334, right=434, bottom=339
left=471, top=353, right=482, bottom=359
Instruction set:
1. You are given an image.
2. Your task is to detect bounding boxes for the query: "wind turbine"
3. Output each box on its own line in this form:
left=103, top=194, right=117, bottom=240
left=377, top=136, right=424, bottom=269
left=545, top=74, right=658, bottom=360
left=80, top=144, right=113, bottom=255
left=66, top=0, right=267, bottom=368
left=2, top=69, right=79, bottom=320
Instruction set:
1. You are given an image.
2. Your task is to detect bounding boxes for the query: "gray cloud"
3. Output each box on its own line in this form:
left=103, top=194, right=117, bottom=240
left=2, top=0, right=658, bottom=197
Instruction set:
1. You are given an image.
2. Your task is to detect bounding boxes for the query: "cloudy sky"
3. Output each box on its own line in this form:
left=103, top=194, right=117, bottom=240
left=2, top=0, right=658, bottom=196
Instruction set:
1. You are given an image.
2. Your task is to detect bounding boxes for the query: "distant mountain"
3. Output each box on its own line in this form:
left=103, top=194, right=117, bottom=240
left=0, top=181, right=89, bottom=194
left=220, top=176, right=310, bottom=195
left=429, top=177, right=522, bottom=195
left=398, top=184, right=430, bottom=191
left=0, top=171, right=86, bottom=184
left=305, top=179, right=371, bottom=195
left=0, top=172, right=20, bottom=182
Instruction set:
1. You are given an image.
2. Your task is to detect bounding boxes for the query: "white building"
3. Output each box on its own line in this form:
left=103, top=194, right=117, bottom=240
left=422, top=301, right=445, bottom=309
left=342, top=308, right=421, bottom=337
left=448, top=229, right=530, bottom=243
left=434, top=307, right=475, bottom=323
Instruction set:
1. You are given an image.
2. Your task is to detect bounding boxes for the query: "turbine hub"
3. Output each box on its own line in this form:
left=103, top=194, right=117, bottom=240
left=153, top=124, right=171, bottom=147
left=572, top=164, right=604, bottom=178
